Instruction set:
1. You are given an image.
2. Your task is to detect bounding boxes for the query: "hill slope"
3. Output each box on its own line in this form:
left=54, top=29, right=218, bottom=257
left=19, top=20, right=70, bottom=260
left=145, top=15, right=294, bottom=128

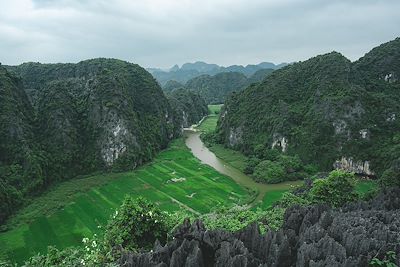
left=1, top=59, right=207, bottom=224
left=167, top=88, right=208, bottom=131
left=185, top=72, right=249, bottom=104
left=217, top=38, right=400, bottom=177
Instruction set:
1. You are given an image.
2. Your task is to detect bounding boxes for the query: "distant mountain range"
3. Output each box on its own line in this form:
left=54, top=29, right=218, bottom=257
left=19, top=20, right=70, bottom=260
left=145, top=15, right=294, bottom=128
left=162, top=68, right=275, bottom=104
left=147, top=61, right=288, bottom=85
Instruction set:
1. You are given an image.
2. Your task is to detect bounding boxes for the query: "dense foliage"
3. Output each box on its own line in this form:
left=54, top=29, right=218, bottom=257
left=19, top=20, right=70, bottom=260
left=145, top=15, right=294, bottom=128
left=162, top=80, right=184, bottom=92
left=0, top=59, right=207, bottom=225
left=166, top=88, right=208, bottom=130
left=217, top=38, right=400, bottom=180
left=161, top=68, right=275, bottom=105
left=309, top=170, right=357, bottom=207
left=102, top=197, right=170, bottom=257
left=185, top=72, right=249, bottom=104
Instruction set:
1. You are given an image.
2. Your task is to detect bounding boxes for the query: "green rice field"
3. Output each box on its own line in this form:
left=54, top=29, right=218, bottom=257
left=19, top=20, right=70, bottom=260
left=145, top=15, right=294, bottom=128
left=0, top=139, right=250, bottom=264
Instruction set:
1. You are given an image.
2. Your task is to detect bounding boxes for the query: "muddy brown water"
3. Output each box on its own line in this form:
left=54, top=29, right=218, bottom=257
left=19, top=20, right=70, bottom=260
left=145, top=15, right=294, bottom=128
left=184, top=130, right=303, bottom=203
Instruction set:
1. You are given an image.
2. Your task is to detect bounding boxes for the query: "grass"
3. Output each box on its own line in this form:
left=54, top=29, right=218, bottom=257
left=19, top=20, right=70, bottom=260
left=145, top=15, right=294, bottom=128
left=207, top=144, right=248, bottom=172
left=259, top=190, right=288, bottom=209
left=208, top=104, right=223, bottom=114
left=355, top=180, right=378, bottom=194
left=196, top=104, right=223, bottom=133
left=0, top=139, right=250, bottom=264
left=197, top=116, right=219, bottom=133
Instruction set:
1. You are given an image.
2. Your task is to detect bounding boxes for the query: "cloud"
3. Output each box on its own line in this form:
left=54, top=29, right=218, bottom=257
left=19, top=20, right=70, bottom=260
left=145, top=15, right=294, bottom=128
left=0, top=0, right=399, bottom=67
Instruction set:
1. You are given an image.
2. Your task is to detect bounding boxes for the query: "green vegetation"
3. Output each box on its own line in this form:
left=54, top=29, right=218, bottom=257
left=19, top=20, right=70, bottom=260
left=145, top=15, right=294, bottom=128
left=18, top=196, right=177, bottom=267
left=11, top=168, right=380, bottom=266
left=199, top=104, right=248, bottom=172
left=208, top=104, right=223, bottom=115
left=102, top=197, right=170, bottom=256
left=0, top=139, right=249, bottom=264
left=185, top=72, right=248, bottom=104
left=217, top=38, right=400, bottom=181
left=202, top=206, right=285, bottom=232
left=370, top=251, right=398, bottom=267
left=1, top=59, right=209, bottom=227
left=380, top=159, right=400, bottom=187
left=166, top=88, right=208, bottom=129
left=309, top=170, right=357, bottom=207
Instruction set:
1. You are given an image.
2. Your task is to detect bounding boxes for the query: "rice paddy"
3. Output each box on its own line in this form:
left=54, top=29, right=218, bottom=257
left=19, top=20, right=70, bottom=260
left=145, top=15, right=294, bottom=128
left=0, top=139, right=250, bottom=264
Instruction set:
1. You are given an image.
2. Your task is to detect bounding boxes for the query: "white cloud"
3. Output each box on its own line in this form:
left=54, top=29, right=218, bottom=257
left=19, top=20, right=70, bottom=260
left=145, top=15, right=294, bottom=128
left=0, top=0, right=399, bottom=67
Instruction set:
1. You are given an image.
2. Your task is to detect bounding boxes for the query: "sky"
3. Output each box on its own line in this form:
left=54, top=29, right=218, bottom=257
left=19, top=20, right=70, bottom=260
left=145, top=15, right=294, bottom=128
left=0, top=0, right=399, bottom=69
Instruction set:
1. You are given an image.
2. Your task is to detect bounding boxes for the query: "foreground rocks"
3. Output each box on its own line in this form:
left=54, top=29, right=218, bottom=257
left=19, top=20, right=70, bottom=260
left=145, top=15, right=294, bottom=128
left=120, top=188, right=400, bottom=266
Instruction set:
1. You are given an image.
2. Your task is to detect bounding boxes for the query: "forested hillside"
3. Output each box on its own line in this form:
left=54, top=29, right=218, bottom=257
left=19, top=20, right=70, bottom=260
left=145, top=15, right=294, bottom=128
left=185, top=72, right=248, bottom=104
left=0, top=59, right=207, bottom=224
left=217, top=38, right=400, bottom=180
left=167, top=88, right=208, bottom=131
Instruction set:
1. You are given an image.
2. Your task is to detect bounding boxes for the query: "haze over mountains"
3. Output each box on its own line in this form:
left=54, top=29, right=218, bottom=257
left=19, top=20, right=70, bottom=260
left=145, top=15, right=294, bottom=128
left=148, top=61, right=288, bottom=85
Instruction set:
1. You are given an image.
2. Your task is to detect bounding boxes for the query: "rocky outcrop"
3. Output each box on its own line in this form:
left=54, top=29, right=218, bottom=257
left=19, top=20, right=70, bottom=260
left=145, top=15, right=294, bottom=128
left=120, top=188, right=400, bottom=266
left=333, top=157, right=375, bottom=177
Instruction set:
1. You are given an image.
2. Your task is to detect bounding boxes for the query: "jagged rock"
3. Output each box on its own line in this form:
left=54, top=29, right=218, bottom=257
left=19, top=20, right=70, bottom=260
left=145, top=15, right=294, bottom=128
left=119, top=188, right=400, bottom=266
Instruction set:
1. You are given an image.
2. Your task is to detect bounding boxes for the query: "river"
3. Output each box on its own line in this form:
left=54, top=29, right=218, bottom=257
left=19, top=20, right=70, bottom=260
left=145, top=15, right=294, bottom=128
left=184, top=130, right=303, bottom=203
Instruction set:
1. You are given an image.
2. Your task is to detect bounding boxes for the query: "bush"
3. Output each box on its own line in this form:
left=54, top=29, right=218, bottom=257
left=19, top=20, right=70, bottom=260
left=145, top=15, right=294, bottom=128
left=202, top=206, right=285, bottom=232
left=103, top=196, right=170, bottom=254
left=370, top=251, right=397, bottom=267
left=380, top=159, right=400, bottom=187
left=244, top=157, right=261, bottom=174
left=275, top=192, right=311, bottom=208
left=309, top=170, right=357, bottom=207
left=22, top=246, right=86, bottom=267
left=253, top=160, right=286, bottom=183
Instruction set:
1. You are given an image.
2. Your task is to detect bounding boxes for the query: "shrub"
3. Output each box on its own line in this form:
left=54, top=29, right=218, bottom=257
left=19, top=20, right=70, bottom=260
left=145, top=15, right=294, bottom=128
left=253, top=160, right=286, bottom=183
left=244, top=157, right=261, bottom=174
left=202, top=206, right=285, bottom=232
left=103, top=196, right=170, bottom=254
left=370, top=251, right=397, bottom=267
left=309, top=170, right=357, bottom=207
left=380, top=159, right=400, bottom=187
left=275, top=192, right=311, bottom=208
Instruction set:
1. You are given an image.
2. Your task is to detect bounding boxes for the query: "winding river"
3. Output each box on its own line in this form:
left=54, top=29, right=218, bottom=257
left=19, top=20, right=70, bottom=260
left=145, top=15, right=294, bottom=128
left=184, top=130, right=303, bottom=203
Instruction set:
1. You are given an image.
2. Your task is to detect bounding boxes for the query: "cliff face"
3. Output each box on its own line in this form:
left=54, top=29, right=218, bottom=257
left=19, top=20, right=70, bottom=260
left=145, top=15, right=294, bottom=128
left=1, top=59, right=203, bottom=223
left=217, top=38, right=400, bottom=176
left=10, top=59, right=176, bottom=172
left=120, top=188, right=400, bottom=267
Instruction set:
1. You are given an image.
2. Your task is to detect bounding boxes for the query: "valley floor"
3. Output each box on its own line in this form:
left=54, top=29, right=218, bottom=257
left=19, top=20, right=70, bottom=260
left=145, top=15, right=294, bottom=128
left=0, top=139, right=250, bottom=264
left=0, top=104, right=378, bottom=265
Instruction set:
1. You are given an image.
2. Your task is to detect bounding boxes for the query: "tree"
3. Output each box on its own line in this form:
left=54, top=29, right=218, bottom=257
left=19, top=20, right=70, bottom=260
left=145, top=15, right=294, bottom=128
left=103, top=196, right=170, bottom=254
left=309, top=170, right=357, bottom=207
left=253, top=160, right=286, bottom=184
left=380, top=159, right=400, bottom=187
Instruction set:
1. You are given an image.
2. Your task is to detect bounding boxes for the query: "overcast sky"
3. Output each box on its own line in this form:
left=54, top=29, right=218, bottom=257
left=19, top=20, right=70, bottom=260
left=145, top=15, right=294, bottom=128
left=1, top=0, right=399, bottom=68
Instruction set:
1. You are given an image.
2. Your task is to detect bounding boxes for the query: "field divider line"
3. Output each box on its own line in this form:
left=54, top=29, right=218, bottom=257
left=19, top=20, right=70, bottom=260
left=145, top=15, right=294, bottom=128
left=92, top=189, right=118, bottom=208
left=136, top=177, right=201, bottom=216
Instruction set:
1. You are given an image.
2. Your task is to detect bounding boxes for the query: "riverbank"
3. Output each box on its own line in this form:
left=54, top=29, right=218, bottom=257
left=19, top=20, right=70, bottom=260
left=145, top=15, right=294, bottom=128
left=195, top=105, right=378, bottom=207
